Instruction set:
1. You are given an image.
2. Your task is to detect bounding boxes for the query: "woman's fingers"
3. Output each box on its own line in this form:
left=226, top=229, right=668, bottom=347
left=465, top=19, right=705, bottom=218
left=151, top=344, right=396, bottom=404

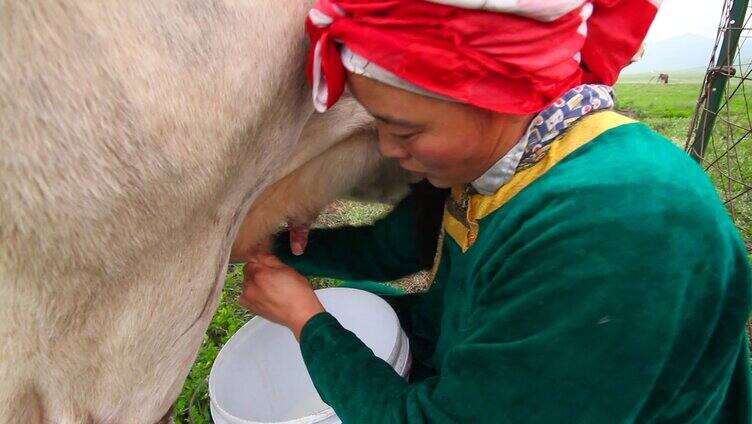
left=238, top=278, right=254, bottom=309
left=237, top=254, right=322, bottom=336
left=248, top=253, right=286, bottom=269
left=244, top=260, right=262, bottom=277
left=243, top=255, right=291, bottom=299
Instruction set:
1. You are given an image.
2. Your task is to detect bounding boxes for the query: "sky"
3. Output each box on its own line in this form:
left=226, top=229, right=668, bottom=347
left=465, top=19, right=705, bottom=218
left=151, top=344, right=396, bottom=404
left=645, top=0, right=727, bottom=43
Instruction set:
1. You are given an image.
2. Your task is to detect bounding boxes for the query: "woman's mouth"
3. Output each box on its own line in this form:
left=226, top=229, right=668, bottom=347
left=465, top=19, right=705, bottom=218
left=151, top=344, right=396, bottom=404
left=399, top=162, right=424, bottom=174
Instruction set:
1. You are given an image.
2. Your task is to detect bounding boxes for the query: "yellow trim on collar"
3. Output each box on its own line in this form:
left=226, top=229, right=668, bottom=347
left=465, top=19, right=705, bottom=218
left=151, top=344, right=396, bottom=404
left=443, top=111, right=636, bottom=252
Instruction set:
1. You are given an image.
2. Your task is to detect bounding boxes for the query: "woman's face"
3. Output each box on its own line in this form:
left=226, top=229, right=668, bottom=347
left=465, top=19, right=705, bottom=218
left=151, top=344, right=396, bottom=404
left=348, top=72, right=532, bottom=188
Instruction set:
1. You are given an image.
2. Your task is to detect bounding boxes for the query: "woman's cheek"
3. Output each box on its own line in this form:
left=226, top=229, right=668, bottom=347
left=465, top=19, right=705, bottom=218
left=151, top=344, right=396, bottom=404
left=411, top=137, right=466, bottom=169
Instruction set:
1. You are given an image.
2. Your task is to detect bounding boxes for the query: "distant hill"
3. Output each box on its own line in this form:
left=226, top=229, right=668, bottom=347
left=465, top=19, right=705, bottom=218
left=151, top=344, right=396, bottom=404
left=621, top=33, right=752, bottom=76
left=618, top=68, right=707, bottom=84
left=623, top=34, right=717, bottom=74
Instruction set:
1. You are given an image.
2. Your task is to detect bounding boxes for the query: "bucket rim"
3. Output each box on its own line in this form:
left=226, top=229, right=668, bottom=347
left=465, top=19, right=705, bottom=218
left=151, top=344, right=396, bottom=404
left=208, top=287, right=404, bottom=423
left=210, top=395, right=337, bottom=424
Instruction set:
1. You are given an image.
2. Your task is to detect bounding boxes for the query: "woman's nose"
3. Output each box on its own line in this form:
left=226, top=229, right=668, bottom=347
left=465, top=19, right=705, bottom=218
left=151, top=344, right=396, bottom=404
left=378, top=135, right=410, bottom=160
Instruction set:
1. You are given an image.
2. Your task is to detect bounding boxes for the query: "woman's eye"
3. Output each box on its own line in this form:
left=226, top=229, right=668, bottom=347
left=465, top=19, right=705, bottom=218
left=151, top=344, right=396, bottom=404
left=392, top=132, right=418, bottom=141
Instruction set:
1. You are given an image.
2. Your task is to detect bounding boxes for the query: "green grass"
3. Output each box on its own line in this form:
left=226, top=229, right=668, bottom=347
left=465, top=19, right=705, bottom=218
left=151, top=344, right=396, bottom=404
left=618, top=69, right=707, bottom=85
left=614, top=83, right=701, bottom=143
left=175, top=83, right=752, bottom=423
left=174, top=265, right=249, bottom=423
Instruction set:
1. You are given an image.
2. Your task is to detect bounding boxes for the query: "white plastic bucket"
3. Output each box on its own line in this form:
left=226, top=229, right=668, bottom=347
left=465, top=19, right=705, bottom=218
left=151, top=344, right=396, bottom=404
left=209, top=287, right=411, bottom=424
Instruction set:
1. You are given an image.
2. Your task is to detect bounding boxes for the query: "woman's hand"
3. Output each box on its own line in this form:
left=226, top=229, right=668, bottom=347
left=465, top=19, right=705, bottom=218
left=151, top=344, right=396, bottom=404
left=239, top=254, right=325, bottom=339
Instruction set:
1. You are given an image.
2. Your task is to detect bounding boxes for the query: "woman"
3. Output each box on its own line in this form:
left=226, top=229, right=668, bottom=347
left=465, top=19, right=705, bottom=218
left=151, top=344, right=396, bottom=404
left=237, top=1, right=752, bottom=422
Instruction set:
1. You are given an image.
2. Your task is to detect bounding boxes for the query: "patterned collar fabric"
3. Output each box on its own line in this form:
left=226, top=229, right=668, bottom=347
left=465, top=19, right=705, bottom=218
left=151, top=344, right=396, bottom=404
left=471, top=84, right=615, bottom=195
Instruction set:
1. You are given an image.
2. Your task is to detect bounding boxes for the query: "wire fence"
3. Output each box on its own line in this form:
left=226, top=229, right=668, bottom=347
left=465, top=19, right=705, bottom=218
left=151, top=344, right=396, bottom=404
left=686, top=0, right=752, bottom=249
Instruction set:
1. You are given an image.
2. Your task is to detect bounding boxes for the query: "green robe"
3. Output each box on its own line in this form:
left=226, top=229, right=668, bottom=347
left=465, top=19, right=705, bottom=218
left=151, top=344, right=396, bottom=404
left=277, top=113, right=752, bottom=423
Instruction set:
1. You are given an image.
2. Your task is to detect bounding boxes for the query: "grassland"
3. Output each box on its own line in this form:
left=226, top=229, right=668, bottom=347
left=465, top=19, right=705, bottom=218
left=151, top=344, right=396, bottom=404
left=174, top=81, right=751, bottom=423
left=618, top=69, right=706, bottom=85
left=614, top=82, right=701, bottom=143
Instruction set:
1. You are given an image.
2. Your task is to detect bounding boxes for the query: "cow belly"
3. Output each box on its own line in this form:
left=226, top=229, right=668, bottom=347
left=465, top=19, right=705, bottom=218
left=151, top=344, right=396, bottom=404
left=0, top=224, right=232, bottom=423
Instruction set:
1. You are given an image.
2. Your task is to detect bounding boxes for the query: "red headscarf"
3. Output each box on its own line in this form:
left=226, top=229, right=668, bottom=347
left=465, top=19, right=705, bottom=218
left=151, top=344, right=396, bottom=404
left=306, top=0, right=660, bottom=114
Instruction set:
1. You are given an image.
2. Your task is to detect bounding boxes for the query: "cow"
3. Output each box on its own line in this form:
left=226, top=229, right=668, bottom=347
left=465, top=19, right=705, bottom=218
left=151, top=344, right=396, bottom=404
left=231, top=102, right=412, bottom=261
left=0, top=1, right=408, bottom=422
left=658, top=73, right=669, bottom=84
